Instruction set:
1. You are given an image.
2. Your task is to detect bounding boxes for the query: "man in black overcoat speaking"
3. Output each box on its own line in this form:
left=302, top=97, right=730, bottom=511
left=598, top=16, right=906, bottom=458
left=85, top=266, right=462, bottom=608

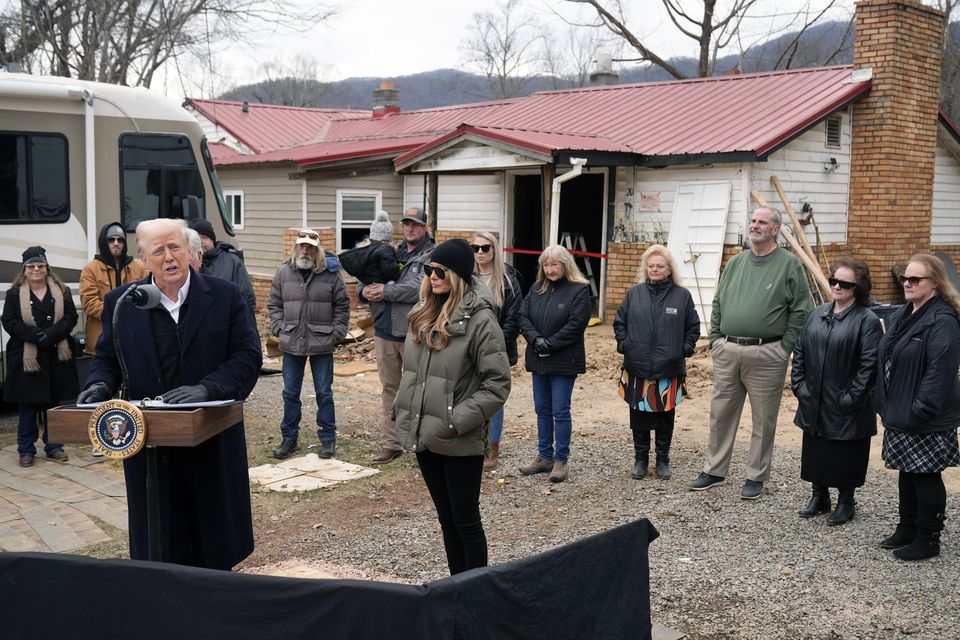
left=78, top=218, right=262, bottom=570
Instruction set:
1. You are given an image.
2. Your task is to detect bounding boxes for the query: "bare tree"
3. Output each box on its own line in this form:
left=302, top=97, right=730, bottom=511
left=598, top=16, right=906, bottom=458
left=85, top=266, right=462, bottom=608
left=935, top=1, right=960, bottom=120
left=543, top=23, right=614, bottom=89
left=0, top=0, right=336, bottom=88
left=249, top=54, right=329, bottom=106
left=461, top=0, right=545, bottom=99
left=564, top=0, right=844, bottom=78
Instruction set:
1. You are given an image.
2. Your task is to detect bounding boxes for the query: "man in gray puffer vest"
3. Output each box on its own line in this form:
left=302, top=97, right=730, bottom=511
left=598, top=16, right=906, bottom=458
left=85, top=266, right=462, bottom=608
left=268, top=230, right=350, bottom=459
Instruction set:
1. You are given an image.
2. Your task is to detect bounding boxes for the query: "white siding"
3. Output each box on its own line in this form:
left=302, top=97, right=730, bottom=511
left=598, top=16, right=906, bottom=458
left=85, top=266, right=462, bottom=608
left=403, top=173, right=504, bottom=232
left=216, top=166, right=403, bottom=276
left=932, top=146, right=960, bottom=245
left=750, top=112, right=852, bottom=245
left=615, top=165, right=744, bottom=245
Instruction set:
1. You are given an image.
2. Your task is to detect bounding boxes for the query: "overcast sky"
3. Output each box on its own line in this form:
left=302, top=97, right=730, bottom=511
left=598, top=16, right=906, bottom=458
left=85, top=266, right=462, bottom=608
left=155, top=0, right=863, bottom=98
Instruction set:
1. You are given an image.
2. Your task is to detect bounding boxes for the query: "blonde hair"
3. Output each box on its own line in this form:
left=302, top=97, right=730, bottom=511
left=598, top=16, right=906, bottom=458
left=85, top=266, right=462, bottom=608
left=636, top=244, right=683, bottom=286
left=472, top=230, right=513, bottom=307
left=536, top=245, right=588, bottom=294
left=908, top=253, right=960, bottom=315
left=408, top=269, right=470, bottom=351
left=135, top=218, right=188, bottom=255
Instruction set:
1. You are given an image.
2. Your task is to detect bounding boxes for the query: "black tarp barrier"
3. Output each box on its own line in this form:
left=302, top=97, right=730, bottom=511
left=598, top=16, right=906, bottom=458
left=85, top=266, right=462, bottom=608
left=0, top=518, right=658, bottom=640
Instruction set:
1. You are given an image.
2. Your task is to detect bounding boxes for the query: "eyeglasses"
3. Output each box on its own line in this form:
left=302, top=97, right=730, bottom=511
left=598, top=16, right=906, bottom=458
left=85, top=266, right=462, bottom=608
left=423, top=264, right=447, bottom=280
left=899, top=275, right=931, bottom=287
left=25, top=263, right=47, bottom=270
left=297, top=231, right=319, bottom=240
left=470, top=244, right=493, bottom=254
left=107, top=237, right=125, bottom=244
left=828, top=277, right=856, bottom=290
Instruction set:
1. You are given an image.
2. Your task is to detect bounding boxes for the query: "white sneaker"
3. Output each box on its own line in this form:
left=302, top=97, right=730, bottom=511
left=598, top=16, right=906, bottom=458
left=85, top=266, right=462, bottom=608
left=91, top=446, right=104, bottom=458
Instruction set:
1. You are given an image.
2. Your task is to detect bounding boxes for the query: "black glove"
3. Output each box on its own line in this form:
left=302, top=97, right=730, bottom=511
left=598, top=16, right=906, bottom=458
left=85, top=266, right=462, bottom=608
left=77, top=382, right=112, bottom=404
left=533, top=337, right=552, bottom=355
left=162, top=384, right=209, bottom=404
left=35, top=330, right=51, bottom=347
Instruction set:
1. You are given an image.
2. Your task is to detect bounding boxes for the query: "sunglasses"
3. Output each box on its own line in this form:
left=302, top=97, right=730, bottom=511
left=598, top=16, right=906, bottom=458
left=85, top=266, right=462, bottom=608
left=297, top=231, right=319, bottom=240
left=828, top=277, right=856, bottom=290
left=107, top=237, right=125, bottom=244
left=25, top=263, right=47, bottom=270
left=899, top=275, right=931, bottom=286
left=470, top=244, right=493, bottom=254
left=423, top=264, right=447, bottom=280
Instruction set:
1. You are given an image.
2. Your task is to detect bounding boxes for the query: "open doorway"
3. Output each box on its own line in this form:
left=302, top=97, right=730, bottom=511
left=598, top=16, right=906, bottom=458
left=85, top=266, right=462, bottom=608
left=558, top=173, right=604, bottom=304
left=512, top=174, right=542, bottom=295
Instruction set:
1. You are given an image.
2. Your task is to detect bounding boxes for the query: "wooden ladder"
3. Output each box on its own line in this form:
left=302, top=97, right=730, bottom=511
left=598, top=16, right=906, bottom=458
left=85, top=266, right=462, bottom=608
left=561, top=232, right=599, bottom=300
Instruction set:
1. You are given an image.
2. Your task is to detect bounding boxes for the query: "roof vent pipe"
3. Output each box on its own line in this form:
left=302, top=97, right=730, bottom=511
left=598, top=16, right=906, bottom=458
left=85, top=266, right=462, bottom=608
left=242, top=100, right=249, bottom=113
left=589, top=54, right=618, bottom=86
left=373, top=82, right=400, bottom=119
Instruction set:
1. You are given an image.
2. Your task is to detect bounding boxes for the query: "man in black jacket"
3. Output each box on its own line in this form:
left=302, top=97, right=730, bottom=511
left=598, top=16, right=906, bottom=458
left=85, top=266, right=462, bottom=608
left=190, top=219, right=257, bottom=324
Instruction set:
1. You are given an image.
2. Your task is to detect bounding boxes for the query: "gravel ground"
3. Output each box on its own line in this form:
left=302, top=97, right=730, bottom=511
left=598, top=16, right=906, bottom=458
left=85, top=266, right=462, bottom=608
left=2, top=326, right=957, bottom=639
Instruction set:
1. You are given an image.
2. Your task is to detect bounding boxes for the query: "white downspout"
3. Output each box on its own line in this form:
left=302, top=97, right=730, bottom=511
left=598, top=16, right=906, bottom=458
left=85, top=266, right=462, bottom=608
left=83, top=89, right=97, bottom=260
left=548, top=158, right=587, bottom=245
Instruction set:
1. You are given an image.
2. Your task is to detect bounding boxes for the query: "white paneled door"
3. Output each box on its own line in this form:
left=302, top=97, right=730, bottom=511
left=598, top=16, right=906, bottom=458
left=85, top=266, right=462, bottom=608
left=666, top=181, right=732, bottom=336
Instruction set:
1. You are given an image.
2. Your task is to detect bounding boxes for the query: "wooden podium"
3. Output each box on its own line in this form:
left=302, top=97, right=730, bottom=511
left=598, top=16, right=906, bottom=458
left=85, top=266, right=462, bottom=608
left=48, top=403, right=243, bottom=447
left=47, top=402, right=244, bottom=562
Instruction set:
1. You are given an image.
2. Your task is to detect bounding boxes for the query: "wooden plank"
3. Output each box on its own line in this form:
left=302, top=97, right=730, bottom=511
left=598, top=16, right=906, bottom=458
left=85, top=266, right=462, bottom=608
left=47, top=404, right=243, bottom=448
left=770, top=175, right=818, bottom=265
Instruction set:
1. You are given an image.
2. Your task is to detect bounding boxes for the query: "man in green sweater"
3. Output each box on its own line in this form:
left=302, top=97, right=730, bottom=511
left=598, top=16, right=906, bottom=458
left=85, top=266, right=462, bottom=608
left=690, top=207, right=812, bottom=499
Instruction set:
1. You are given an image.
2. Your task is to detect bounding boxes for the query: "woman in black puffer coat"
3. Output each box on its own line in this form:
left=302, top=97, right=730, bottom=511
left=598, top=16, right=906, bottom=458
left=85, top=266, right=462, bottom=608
left=614, top=245, right=699, bottom=481
left=791, top=257, right=883, bottom=526
left=875, top=254, right=960, bottom=561
left=518, top=245, right=591, bottom=483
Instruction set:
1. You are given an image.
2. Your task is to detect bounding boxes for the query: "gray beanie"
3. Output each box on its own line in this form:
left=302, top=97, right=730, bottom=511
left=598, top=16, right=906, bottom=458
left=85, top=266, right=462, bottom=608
left=369, top=211, right=394, bottom=242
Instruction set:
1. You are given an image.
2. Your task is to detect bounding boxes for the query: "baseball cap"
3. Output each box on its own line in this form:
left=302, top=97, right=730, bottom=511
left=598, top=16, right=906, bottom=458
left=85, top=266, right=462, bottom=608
left=296, top=229, right=320, bottom=247
left=400, top=207, right=427, bottom=226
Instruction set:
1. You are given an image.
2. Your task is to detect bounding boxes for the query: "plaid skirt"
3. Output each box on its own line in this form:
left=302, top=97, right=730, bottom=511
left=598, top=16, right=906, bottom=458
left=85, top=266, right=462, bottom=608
left=882, top=428, right=960, bottom=473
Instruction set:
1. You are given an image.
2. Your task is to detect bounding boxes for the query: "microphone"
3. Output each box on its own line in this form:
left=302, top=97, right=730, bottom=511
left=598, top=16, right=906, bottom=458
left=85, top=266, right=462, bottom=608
left=123, top=284, right=162, bottom=309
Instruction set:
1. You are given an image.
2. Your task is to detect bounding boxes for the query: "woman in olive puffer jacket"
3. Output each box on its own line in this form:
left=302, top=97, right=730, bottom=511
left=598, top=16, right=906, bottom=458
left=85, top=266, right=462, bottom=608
left=393, top=239, right=511, bottom=575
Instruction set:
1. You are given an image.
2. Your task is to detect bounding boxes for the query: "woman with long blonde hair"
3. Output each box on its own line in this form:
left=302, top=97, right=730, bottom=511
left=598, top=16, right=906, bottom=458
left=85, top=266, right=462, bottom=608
left=394, top=238, right=511, bottom=574
left=518, top=244, right=592, bottom=483
left=614, top=244, right=699, bottom=480
left=471, top=230, right=522, bottom=469
left=875, top=253, right=960, bottom=561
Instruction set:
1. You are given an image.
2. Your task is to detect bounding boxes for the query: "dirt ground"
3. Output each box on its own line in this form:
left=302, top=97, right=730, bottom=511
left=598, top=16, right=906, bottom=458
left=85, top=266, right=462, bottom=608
left=237, top=324, right=959, bottom=575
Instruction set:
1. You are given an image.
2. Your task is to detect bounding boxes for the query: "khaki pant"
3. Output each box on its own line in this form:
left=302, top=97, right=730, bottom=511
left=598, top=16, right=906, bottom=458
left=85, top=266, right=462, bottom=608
left=375, top=336, right=405, bottom=451
left=702, top=339, right=790, bottom=482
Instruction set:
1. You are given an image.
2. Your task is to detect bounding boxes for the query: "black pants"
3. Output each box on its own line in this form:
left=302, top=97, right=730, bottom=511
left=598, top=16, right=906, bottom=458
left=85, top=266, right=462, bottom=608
left=899, top=470, right=947, bottom=532
left=416, top=450, right=487, bottom=575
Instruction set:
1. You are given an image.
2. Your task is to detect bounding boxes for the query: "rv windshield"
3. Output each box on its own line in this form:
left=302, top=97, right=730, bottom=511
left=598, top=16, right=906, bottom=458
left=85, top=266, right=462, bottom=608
left=119, top=133, right=204, bottom=231
left=200, top=138, right=233, bottom=236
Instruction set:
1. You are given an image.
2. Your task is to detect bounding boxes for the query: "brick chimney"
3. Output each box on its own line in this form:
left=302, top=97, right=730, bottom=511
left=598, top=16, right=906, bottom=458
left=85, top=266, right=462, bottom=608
left=373, top=82, right=400, bottom=119
left=847, top=0, right=945, bottom=301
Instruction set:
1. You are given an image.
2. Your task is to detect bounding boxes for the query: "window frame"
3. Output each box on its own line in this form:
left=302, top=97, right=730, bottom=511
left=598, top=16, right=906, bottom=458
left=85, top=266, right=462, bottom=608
left=0, top=130, right=70, bottom=225
left=335, top=189, right=382, bottom=253
left=223, top=189, right=245, bottom=230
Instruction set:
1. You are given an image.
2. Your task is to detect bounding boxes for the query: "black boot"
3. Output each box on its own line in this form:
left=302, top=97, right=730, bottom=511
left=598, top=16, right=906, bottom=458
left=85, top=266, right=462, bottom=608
left=654, top=428, right=673, bottom=480
left=894, top=511, right=943, bottom=561
left=631, top=428, right=650, bottom=479
left=827, top=488, right=855, bottom=525
left=798, top=485, right=831, bottom=518
left=881, top=471, right=918, bottom=549
left=272, top=437, right=299, bottom=459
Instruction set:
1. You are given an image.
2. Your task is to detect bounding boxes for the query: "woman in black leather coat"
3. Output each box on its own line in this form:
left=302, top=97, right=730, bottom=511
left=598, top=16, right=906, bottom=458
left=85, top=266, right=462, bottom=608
left=791, top=257, right=882, bottom=525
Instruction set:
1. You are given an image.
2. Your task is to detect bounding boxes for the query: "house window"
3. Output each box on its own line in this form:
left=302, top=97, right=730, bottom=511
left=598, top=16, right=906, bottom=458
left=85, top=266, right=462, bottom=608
left=224, top=190, right=244, bottom=229
left=336, top=189, right=382, bottom=252
left=825, top=116, right=842, bottom=149
left=0, top=131, right=69, bottom=223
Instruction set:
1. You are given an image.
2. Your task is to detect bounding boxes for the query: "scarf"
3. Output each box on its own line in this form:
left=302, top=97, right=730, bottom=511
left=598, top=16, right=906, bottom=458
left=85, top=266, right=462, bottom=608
left=20, top=277, right=73, bottom=373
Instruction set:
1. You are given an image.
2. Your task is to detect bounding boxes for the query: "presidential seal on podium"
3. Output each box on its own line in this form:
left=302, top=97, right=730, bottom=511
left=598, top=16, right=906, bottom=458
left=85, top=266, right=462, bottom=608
left=88, top=400, right=147, bottom=459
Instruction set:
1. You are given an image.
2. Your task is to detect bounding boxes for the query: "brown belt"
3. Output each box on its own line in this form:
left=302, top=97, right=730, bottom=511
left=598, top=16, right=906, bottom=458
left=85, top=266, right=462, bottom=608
left=724, top=335, right=782, bottom=346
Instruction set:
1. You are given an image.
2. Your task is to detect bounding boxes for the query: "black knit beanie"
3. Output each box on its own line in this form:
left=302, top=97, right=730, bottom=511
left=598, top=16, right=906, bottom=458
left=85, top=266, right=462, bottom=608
left=190, top=219, right=216, bottom=243
left=430, top=238, right=475, bottom=282
left=22, top=246, right=47, bottom=265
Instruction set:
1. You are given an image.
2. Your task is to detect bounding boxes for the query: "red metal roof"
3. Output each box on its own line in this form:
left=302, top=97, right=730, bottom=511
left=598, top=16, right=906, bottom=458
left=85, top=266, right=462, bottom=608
left=203, top=65, right=873, bottom=170
left=186, top=99, right=367, bottom=154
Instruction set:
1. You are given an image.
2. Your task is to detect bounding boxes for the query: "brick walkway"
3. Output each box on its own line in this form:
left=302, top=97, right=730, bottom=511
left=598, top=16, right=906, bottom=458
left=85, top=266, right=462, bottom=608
left=0, top=444, right=127, bottom=553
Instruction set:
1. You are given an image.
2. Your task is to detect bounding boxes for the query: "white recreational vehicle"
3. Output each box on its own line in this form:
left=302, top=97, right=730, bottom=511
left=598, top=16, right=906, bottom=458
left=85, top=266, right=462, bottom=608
left=0, top=72, right=237, bottom=385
